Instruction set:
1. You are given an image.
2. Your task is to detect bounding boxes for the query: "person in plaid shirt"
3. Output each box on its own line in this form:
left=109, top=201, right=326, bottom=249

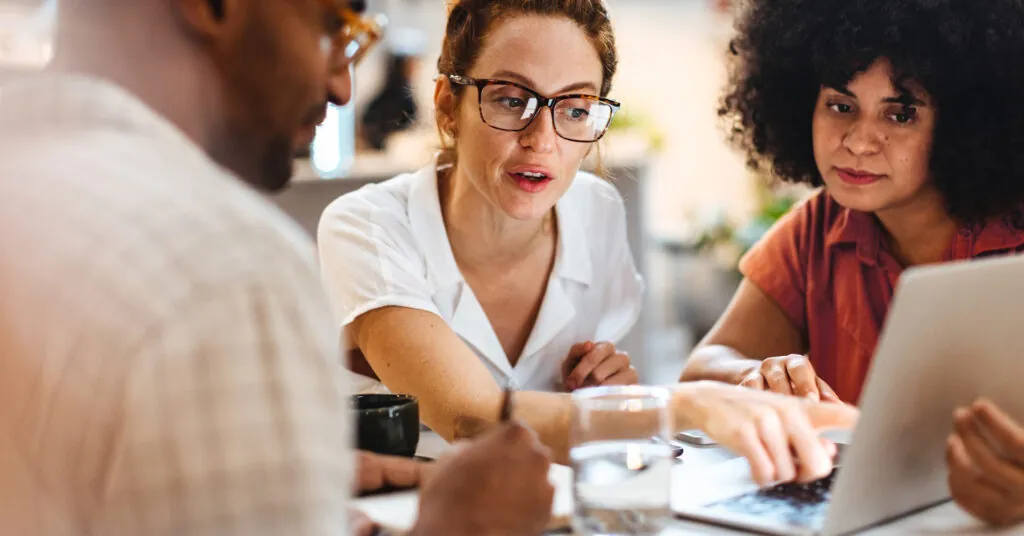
left=0, top=0, right=553, bottom=535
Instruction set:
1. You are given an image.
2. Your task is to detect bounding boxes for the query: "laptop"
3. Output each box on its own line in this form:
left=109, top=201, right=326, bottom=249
left=673, top=254, right=1024, bottom=535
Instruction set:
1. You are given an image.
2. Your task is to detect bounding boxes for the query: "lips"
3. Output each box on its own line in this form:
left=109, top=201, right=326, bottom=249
left=835, top=167, right=884, bottom=186
left=294, top=106, right=329, bottom=150
left=512, top=171, right=549, bottom=182
left=506, top=165, right=556, bottom=194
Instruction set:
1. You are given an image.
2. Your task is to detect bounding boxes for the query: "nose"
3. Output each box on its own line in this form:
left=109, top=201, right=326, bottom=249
left=518, top=107, right=557, bottom=154
left=842, top=119, right=883, bottom=156
left=328, top=62, right=354, bottom=107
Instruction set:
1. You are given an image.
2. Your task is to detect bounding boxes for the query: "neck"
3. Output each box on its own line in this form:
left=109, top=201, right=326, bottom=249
left=49, top=4, right=224, bottom=159
left=440, top=165, right=556, bottom=269
left=874, top=188, right=959, bottom=267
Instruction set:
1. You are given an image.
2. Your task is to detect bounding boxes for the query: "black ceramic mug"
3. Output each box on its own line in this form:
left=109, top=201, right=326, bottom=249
left=351, top=394, right=420, bottom=458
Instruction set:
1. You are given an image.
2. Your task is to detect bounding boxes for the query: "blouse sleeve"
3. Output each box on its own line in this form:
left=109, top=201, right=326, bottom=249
left=736, top=193, right=824, bottom=334
left=316, top=191, right=441, bottom=330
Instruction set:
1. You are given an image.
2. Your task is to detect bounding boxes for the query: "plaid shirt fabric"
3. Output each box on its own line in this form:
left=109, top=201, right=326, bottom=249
left=0, top=74, right=352, bottom=535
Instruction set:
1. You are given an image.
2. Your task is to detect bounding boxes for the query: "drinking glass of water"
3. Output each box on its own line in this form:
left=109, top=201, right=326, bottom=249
left=570, top=385, right=674, bottom=536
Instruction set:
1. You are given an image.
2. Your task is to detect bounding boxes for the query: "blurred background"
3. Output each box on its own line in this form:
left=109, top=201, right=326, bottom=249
left=0, top=0, right=808, bottom=383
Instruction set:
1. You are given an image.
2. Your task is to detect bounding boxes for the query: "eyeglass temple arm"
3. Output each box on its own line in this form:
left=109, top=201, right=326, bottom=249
left=445, top=74, right=476, bottom=87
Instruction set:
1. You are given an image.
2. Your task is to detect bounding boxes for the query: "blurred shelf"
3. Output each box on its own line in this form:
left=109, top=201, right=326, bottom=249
left=291, top=128, right=656, bottom=184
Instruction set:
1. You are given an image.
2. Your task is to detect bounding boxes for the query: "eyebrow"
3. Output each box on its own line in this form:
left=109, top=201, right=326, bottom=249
left=884, top=94, right=926, bottom=106
left=489, top=70, right=600, bottom=95
left=828, top=85, right=927, bottom=106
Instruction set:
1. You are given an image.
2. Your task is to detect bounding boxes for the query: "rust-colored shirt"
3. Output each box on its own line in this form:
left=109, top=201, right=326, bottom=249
left=739, top=191, right=1024, bottom=403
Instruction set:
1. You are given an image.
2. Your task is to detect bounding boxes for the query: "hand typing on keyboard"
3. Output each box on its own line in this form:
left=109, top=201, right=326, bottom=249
left=705, top=469, right=840, bottom=530
left=677, top=382, right=858, bottom=486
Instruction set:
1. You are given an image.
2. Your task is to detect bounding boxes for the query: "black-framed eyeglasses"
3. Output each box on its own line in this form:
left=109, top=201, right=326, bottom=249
left=445, top=75, right=621, bottom=143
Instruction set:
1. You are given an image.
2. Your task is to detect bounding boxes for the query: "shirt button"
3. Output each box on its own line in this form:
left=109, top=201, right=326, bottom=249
left=508, top=379, right=520, bottom=389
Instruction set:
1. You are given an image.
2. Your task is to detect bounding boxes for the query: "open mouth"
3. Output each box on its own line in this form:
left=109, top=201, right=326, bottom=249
left=512, top=171, right=550, bottom=182
left=508, top=169, right=554, bottom=193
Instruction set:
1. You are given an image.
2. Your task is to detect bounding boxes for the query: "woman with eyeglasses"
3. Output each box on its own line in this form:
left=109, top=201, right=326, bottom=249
left=321, top=0, right=639, bottom=410
left=318, top=0, right=856, bottom=482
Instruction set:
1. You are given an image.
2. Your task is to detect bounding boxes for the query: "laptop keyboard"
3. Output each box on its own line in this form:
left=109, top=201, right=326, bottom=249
left=703, top=446, right=846, bottom=531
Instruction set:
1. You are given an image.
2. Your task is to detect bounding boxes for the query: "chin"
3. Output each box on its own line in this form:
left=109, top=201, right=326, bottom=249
left=501, top=178, right=569, bottom=217
left=242, top=158, right=293, bottom=193
left=823, top=180, right=895, bottom=214
left=498, top=196, right=555, bottom=221
left=501, top=204, right=548, bottom=221
left=253, top=139, right=298, bottom=193
left=263, top=171, right=294, bottom=193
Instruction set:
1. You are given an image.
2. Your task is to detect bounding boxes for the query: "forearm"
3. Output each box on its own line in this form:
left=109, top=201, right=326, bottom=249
left=512, top=391, right=573, bottom=464
left=680, top=279, right=807, bottom=385
left=354, top=309, right=574, bottom=462
left=680, top=344, right=762, bottom=384
left=370, top=370, right=573, bottom=464
left=442, top=389, right=573, bottom=464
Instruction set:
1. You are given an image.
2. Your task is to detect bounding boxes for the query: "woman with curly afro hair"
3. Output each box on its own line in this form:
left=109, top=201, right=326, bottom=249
left=682, top=0, right=1024, bottom=524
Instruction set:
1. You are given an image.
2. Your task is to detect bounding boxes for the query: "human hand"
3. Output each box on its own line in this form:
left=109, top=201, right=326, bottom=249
left=350, top=509, right=381, bottom=536
left=412, top=421, right=554, bottom=536
left=355, top=450, right=434, bottom=494
left=738, top=354, right=841, bottom=402
left=678, top=381, right=859, bottom=486
left=948, top=398, right=1024, bottom=527
left=562, top=341, right=638, bottom=391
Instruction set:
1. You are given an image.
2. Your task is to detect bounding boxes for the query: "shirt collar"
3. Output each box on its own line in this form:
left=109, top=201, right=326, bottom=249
left=0, top=73, right=203, bottom=155
left=406, top=160, right=594, bottom=290
left=826, top=203, right=1024, bottom=263
left=956, top=213, right=1024, bottom=256
left=552, top=180, right=593, bottom=286
left=826, top=206, right=882, bottom=266
left=406, top=161, right=591, bottom=375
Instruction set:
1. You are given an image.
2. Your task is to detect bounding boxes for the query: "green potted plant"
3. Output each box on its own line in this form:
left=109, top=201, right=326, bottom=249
left=692, top=177, right=802, bottom=277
